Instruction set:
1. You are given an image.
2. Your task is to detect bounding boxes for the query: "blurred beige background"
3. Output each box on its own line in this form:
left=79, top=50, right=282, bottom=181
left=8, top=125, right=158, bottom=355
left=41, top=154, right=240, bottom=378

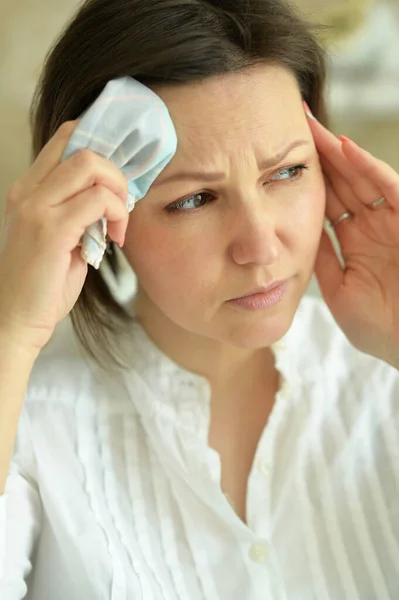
left=1, top=0, right=398, bottom=297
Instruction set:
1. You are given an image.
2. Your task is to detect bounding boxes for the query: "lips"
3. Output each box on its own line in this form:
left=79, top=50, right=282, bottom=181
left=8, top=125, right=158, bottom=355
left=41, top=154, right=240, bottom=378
left=230, top=279, right=288, bottom=300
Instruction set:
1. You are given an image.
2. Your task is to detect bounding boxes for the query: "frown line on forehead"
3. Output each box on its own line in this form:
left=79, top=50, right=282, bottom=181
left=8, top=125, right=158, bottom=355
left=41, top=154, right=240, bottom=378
left=152, top=138, right=311, bottom=187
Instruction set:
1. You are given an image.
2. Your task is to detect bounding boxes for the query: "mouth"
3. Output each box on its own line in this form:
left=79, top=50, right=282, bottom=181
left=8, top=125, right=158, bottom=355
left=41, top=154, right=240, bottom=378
left=229, top=279, right=289, bottom=300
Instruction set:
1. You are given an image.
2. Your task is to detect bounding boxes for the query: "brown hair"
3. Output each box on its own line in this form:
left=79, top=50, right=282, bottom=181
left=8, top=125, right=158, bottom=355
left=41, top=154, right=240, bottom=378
left=29, top=0, right=331, bottom=369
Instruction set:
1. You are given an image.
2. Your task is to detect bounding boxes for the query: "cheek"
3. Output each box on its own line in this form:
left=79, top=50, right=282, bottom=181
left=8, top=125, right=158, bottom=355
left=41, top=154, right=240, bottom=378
left=123, top=217, right=206, bottom=295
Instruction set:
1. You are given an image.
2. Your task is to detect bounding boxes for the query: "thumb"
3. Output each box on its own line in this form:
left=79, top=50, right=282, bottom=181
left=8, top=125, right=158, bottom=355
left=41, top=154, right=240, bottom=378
left=314, top=227, right=344, bottom=305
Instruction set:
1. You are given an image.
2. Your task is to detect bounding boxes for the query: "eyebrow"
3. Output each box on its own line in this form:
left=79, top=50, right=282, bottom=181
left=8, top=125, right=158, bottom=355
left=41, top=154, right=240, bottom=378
left=152, top=139, right=311, bottom=187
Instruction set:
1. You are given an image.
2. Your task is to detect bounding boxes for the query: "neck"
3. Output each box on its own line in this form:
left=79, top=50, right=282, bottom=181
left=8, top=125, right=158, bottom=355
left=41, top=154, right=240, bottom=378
left=131, top=288, right=277, bottom=400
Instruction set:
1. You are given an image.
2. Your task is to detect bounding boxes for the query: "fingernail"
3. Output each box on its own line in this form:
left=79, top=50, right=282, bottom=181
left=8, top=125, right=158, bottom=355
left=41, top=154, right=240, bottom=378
left=303, top=100, right=316, bottom=120
left=118, top=235, right=125, bottom=248
left=338, top=135, right=351, bottom=143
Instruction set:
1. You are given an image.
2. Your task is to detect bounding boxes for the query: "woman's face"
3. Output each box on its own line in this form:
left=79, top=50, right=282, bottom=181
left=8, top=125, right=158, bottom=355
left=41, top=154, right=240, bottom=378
left=123, top=63, right=326, bottom=349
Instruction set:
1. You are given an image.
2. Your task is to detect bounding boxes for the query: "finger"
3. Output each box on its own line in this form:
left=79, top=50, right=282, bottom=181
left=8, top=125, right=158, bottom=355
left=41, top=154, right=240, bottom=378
left=327, top=137, right=385, bottom=206
left=305, top=114, right=361, bottom=184
left=319, top=159, right=351, bottom=228
left=340, top=138, right=399, bottom=210
left=306, top=114, right=394, bottom=208
left=323, top=180, right=354, bottom=243
left=20, top=120, right=80, bottom=188
left=314, top=228, right=345, bottom=307
left=34, top=149, right=128, bottom=208
left=319, top=154, right=360, bottom=216
left=58, top=184, right=129, bottom=247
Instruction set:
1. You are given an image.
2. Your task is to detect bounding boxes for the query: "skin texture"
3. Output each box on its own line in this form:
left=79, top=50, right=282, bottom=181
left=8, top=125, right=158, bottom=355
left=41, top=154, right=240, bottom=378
left=122, top=63, right=326, bottom=399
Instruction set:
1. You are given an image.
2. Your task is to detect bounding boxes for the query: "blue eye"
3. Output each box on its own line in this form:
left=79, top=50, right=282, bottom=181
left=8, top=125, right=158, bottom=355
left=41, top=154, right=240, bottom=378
left=165, top=164, right=309, bottom=213
left=271, top=164, right=309, bottom=181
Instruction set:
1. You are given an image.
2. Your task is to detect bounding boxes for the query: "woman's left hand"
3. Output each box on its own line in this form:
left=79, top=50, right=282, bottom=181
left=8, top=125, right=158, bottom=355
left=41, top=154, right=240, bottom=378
left=304, top=101, right=399, bottom=369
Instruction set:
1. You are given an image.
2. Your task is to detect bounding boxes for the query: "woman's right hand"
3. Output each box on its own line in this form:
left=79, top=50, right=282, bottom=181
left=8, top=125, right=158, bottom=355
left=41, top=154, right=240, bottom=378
left=0, top=120, right=130, bottom=356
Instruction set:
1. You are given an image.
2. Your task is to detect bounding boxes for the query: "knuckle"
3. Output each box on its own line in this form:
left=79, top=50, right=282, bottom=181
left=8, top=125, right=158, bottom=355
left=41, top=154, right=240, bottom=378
left=92, top=184, right=110, bottom=203
left=73, top=148, right=97, bottom=169
left=83, top=184, right=112, bottom=211
left=67, top=149, right=127, bottom=205
left=91, top=185, right=125, bottom=214
left=58, top=120, right=78, bottom=136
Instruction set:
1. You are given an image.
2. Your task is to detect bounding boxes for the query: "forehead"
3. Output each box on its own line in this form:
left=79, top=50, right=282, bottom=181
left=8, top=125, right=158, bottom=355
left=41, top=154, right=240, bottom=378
left=151, top=64, right=302, bottom=148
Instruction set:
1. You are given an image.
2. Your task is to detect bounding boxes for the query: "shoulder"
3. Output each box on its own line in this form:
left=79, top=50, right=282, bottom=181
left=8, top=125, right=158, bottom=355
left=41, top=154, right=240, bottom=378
left=26, top=317, right=109, bottom=404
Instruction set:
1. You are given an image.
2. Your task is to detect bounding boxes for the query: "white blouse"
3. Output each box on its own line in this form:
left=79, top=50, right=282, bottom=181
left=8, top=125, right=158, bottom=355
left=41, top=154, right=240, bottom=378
left=1, top=294, right=399, bottom=600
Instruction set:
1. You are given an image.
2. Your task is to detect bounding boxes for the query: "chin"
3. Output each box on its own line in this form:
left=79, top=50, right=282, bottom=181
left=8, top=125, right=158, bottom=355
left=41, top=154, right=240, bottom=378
left=222, top=301, right=296, bottom=349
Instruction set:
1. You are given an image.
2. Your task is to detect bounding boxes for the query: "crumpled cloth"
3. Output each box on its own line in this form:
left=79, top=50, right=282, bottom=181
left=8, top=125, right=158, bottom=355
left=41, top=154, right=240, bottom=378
left=61, top=76, right=178, bottom=269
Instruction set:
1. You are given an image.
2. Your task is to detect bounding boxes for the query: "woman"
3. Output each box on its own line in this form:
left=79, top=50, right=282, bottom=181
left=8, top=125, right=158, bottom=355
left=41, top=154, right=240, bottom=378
left=1, top=0, right=398, bottom=598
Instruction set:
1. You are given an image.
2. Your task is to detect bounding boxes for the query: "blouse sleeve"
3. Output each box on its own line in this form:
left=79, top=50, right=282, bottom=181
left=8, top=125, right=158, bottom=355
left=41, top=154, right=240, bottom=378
left=0, top=406, right=42, bottom=599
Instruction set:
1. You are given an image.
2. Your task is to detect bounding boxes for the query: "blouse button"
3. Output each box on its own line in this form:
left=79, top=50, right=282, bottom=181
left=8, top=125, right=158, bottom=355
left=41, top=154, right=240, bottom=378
left=249, top=542, right=268, bottom=564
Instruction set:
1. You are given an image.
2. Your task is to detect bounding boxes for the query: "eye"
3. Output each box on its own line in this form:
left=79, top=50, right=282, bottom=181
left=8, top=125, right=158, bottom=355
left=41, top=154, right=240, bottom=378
left=270, top=164, right=309, bottom=182
left=165, top=191, right=214, bottom=213
left=165, top=164, right=309, bottom=213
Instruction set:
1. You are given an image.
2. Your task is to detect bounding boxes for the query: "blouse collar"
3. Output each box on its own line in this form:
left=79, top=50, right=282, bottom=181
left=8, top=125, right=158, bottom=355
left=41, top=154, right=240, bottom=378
left=117, top=301, right=305, bottom=530
left=120, top=308, right=295, bottom=450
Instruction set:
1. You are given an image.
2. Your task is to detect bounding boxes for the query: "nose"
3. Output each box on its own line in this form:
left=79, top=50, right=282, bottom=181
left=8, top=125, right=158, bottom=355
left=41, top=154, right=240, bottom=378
left=229, top=199, right=282, bottom=266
